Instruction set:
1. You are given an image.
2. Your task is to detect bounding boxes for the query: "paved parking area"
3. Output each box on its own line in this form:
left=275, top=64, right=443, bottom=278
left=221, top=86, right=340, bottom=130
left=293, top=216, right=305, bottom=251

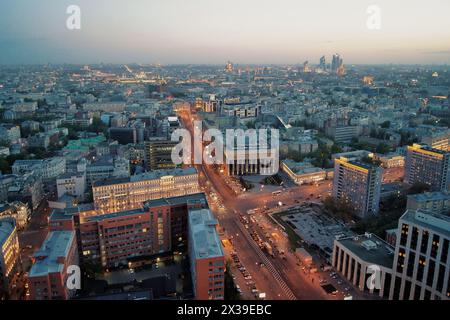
left=280, top=205, right=354, bottom=254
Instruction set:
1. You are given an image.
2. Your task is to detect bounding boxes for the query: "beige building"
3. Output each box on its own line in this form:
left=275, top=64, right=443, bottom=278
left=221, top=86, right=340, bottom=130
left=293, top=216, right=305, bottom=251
left=0, top=218, right=22, bottom=299
left=281, top=160, right=327, bottom=185
left=93, top=167, right=200, bottom=213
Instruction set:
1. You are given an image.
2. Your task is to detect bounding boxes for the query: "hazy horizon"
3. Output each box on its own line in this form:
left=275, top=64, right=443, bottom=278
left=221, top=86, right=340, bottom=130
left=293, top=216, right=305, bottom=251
left=1, top=0, right=450, bottom=65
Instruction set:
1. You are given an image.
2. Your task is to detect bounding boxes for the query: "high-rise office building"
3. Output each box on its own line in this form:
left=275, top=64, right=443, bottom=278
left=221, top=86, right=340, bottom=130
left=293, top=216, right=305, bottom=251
left=405, top=144, right=450, bottom=191
left=332, top=202, right=450, bottom=300
left=331, top=54, right=343, bottom=73
left=332, top=157, right=382, bottom=218
left=389, top=209, right=449, bottom=300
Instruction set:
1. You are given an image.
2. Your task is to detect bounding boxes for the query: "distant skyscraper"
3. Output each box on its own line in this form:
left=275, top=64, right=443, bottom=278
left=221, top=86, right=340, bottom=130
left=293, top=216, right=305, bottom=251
left=332, top=157, right=382, bottom=218
left=303, top=60, right=311, bottom=73
left=225, top=61, right=233, bottom=73
left=405, top=144, right=450, bottom=191
left=319, top=56, right=326, bottom=71
left=331, top=53, right=344, bottom=74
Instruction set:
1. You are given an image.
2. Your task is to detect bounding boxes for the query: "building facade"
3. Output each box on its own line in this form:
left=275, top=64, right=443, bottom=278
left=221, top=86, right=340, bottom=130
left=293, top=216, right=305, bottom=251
left=389, top=209, right=449, bottom=300
left=79, top=193, right=209, bottom=268
left=188, top=208, right=225, bottom=300
left=405, top=144, right=450, bottom=191
left=56, top=173, right=86, bottom=200
left=281, top=160, right=327, bottom=185
left=332, top=157, right=382, bottom=218
left=332, top=233, right=394, bottom=299
left=92, top=167, right=200, bottom=213
left=0, top=218, right=22, bottom=300
left=28, top=231, right=79, bottom=300
left=144, top=139, right=178, bottom=171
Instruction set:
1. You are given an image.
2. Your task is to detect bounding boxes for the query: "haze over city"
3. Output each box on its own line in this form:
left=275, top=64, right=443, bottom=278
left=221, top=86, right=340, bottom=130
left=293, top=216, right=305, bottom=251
left=0, top=0, right=449, bottom=312
left=1, top=0, right=450, bottom=65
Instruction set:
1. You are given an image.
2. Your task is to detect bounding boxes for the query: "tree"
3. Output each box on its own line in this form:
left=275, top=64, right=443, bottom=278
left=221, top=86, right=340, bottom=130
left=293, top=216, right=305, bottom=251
left=376, top=143, right=391, bottom=154
left=322, top=196, right=355, bottom=221
left=380, top=121, right=391, bottom=129
left=407, top=182, right=430, bottom=195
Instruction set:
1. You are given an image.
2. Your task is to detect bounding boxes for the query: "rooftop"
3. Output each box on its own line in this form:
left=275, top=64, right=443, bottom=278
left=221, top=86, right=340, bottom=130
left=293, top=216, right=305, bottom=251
left=0, top=217, right=16, bottom=246
left=401, top=209, right=450, bottom=236
left=93, top=167, right=197, bottom=187
left=50, top=203, right=95, bottom=221
left=144, top=192, right=207, bottom=209
left=189, top=209, right=224, bottom=260
left=407, top=190, right=450, bottom=203
left=336, top=233, right=395, bottom=268
left=83, top=208, right=144, bottom=222
left=29, top=231, right=76, bottom=277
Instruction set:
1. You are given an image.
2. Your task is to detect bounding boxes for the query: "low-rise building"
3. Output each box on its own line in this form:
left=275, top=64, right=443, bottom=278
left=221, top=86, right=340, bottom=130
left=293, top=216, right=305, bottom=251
left=281, top=160, right=327, bottom=185
left=56, top=173, right=86, bottom=200
left=0, top=202, right=30, bottom=229
left=406, top=191, right=450, bottom=215
left=332, top=233, right=395, bottom=299
left=12, top=157, right=66, bottom=180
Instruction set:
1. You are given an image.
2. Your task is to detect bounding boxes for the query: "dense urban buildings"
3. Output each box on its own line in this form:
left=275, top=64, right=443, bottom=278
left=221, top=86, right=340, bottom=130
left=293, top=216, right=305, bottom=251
left=0, top=20, right=449, bottom=303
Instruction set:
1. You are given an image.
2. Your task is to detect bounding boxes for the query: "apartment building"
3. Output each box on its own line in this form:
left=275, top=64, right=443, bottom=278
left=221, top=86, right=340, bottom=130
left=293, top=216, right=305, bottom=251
left=332, top=157, right=382, bottom=218
left=405, top=144, right=450, bottom=191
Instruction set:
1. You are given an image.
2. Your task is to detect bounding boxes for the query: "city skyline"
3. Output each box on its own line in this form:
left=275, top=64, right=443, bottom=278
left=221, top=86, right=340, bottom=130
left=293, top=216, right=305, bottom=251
left=1, top=0, right=450, bottom=65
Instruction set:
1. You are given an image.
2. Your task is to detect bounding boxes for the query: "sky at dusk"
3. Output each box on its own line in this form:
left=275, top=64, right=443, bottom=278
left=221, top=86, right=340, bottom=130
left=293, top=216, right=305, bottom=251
left=1, top=0, right=450, bottom=65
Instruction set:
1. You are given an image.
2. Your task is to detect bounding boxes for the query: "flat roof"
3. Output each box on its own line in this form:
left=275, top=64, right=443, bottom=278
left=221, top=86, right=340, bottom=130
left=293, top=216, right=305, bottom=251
left=93, top=167, right=197, bottom=187
left=84, top=208, right=144, bottom=222
left=336, top=234, right=394, bottom=268
left=408, top=191, right=450, bottom=202
left=188, top=209, right=224, bottom=260
left=29, top=231, right=76, bottom=277
left=401, top=209, right=450, bottom=236
left=50, top=203, right=95, bottom=221
left=144, top=192, right=207, bottom=209
left=0, top=218, right=15, bottom=246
